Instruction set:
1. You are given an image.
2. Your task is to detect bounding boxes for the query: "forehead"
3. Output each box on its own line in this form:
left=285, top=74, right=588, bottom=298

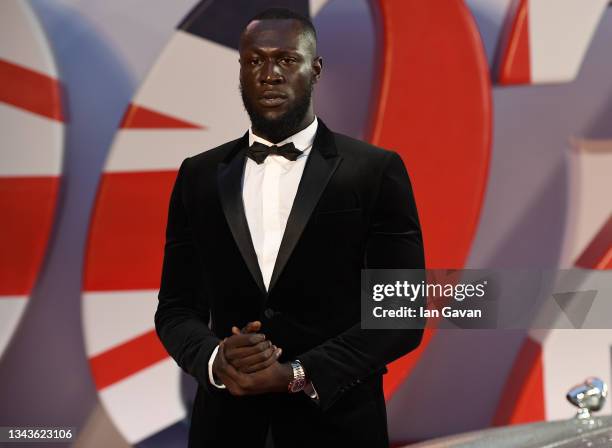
left=240, top=19, right=313, bottom=54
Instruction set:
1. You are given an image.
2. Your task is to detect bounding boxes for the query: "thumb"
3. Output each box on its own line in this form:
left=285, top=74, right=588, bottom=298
left=241, top=320, right=262, bottom=334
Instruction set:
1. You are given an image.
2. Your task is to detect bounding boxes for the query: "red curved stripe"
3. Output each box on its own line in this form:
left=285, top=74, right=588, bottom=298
left=0, top=177, right=60, bottom=295
left=84, top=171, right=176, bottom=291
left=0, top=59, right=64, bottom=121
left=89, top=330, right=169, bottom=390
left=120, top=103, right=204, bottom=129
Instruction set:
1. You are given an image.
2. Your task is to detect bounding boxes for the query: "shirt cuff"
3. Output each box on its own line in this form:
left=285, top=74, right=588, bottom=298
left=208, top=345, right=226, bottom=389
left=303, top=381, right=319, bottom=400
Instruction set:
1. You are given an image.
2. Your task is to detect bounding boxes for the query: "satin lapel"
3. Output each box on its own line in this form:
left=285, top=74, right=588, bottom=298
left=217, top=137, right=266, bottom=295
left=268, top=121, right=342, bottom=293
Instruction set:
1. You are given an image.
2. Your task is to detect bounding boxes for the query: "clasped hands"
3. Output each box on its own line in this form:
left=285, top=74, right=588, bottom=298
left=212, top=321, right=293, bottom=396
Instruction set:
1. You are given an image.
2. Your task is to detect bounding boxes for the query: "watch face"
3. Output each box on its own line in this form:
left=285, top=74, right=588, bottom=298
left=291, top=380, right=305, bottom=393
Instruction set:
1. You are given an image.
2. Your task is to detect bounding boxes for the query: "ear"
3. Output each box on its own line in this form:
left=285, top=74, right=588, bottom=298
left=312, top=56, right=323, bottom=83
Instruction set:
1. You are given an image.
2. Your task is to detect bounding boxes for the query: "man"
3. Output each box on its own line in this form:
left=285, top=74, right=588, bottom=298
left=155, top=7, right=425, bottom=448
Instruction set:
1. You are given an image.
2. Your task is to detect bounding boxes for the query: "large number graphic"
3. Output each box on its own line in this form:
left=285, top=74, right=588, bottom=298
left=369, top=0, right=492, bottom=399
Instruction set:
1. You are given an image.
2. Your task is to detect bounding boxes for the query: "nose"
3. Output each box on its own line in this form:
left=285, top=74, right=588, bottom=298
left=260, top=60, right=283, bottom=84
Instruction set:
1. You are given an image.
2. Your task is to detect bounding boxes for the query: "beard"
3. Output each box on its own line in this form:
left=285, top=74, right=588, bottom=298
left=240, top=81, right=313, bottom=143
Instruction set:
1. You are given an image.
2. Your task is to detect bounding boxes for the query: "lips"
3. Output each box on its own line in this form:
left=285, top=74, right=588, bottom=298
left=259, top=91, right=288, bottom=107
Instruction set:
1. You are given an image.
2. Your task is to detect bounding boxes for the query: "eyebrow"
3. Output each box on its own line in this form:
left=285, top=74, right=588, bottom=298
left=244, top=47, right=304, bottom=56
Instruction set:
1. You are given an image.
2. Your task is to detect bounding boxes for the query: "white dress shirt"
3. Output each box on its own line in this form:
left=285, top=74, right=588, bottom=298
left=208, top=118, right=319, bottom=399
left=243, top=118, right=317, bottom=289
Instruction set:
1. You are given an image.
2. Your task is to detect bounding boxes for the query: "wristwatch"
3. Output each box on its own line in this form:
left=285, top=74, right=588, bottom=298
left=288, top=360, right=307, bottom=393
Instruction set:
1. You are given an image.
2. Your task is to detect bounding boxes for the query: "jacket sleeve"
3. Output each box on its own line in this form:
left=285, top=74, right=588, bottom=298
left=298, top=151, right=426, bottom=411
left=154, top=157, right=221, bottom=392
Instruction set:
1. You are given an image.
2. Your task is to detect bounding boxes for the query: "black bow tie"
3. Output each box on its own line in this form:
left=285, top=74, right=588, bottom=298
left=246, top=142, right=302, bottom=164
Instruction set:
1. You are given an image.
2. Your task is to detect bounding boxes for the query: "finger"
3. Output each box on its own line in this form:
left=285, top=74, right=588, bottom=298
left=225, top=340, right=272, bottom=361
left=231, top=326, right=240, bottom=335
left=240, top=347, right=283, bottom=374
left=232, top=344, right=276, bottom=370
left=240, top=356, right=276, bottom=373
left=224, top=332, right=266, bottom=349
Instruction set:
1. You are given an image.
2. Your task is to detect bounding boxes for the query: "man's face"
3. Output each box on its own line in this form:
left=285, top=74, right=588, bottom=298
left=239, top=19, right=321, bottom=141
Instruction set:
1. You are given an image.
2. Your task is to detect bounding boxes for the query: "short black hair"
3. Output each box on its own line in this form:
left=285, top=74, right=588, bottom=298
left=244, top=7, right=317, bottom=41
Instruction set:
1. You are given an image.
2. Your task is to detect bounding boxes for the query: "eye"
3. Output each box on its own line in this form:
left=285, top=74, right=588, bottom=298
left=280, top=57, right=297, bottom=65
left=249, top=58, right=262, bottom=66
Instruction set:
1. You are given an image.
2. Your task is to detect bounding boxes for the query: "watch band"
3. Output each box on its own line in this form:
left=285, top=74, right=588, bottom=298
left=288, top=360, right=307, bottom=393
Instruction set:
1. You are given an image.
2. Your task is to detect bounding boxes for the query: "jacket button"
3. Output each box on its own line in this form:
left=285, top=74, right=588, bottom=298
left=264, top=308, right=274, bottom=319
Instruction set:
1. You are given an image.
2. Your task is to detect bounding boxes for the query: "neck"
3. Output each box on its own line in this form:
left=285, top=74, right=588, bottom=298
left=252, top=107, right=315, bottom=144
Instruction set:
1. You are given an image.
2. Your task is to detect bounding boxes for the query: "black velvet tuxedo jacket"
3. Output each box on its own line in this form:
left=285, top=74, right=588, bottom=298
left=155, top=120, right=425, bottom=447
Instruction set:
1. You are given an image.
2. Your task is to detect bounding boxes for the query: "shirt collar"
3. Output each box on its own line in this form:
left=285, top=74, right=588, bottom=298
left=248, top=116, right=318, bottom=152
